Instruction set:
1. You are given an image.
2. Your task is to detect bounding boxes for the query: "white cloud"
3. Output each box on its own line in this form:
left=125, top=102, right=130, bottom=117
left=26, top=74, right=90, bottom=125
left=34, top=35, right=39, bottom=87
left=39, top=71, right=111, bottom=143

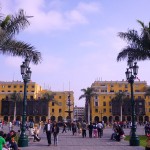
left=0, top=0, right=101, bottom=33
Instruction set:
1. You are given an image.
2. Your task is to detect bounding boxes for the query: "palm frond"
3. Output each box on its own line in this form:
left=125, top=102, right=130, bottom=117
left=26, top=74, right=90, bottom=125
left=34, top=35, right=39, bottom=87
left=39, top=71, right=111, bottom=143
left=9, top=92, right=22, bottom=102
left=79, top=95, right=85, bottom=100
left=79, top=87, right=96, bottom=103
left=0, top=39, right=41, bottom=64
left=111, top=91, right=127, bottom=105
left=117, top=21, right=150, bottom=62
left=117, top=45, right=150, bottom=61
left=4, top=9, right=30, bottom=37
left=118, top=30, right=141, bottom=45
left=137, top=20, right=145, bottom=28
left=1, top=15, right=10, bottom=29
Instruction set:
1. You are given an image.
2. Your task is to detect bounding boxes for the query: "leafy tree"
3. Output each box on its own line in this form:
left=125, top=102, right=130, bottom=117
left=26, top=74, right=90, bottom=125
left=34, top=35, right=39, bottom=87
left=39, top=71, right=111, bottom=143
left=117, top=20, right=150, bottom=61
left=9, top=92, right=22, bottom=122
left=111, top=91, right=127, bottom=121
left=42, top=91, right=59, bottom=104
left=0, top=9, right=41, bottom=64
left=79, top=87, right=96, bottom=124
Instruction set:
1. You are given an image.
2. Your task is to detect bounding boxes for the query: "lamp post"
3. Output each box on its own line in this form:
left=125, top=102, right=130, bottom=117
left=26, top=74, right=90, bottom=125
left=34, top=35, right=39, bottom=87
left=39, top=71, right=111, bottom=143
left=65, top=94, right=73, bottom=122
left=18, top=57, right=31, bottom=147
left=125, top=57, right=139, bottom=146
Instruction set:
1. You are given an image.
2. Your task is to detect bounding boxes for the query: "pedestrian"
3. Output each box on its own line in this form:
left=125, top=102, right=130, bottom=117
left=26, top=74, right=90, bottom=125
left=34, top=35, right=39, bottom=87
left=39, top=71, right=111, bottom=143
left=62, top=122, right=67, bottom=133
left=0, top=131, right=8, bottom=150
left=93, top=123, right=98, bottom=138
left=72, top=121, right=77, bottom=135
left=9, top=122, right=13, bottom=132
left=77, top=122, right=82, bottom=135
left=33, top=124, right=41, bottom=142
left=43, top=119, right=53, bottom=146
left=88, top=122, right=93, bottom=138
left=81, top=121, right=87, bottom=138
left=29, top=121, right=34, bottom=129
left=52, top=121, right=59, bottom=146
left=97, top=121, right=103, bottom=138
left=5, top=130, right=19, bottom=150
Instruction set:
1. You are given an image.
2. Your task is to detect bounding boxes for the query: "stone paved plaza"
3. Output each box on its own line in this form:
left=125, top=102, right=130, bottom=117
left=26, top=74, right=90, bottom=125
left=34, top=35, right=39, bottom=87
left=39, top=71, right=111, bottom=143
left=3, top=125, right=145, bottom=150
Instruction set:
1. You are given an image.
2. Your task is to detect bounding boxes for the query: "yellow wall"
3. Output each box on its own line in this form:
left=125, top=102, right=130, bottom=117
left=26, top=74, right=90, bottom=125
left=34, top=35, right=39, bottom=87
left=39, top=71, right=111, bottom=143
left=91, top=81, right=149, bottom=122
left=0, top=81, right=42, bottom=100
left=47, top=91, right=74, bottom=121
left=0, top=81, right=74, bottom=122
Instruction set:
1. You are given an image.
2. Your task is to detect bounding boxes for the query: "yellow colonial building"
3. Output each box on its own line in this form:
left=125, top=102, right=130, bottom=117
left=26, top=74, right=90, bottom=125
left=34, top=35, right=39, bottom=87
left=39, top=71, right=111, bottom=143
left=47, top=91, right=74, bottom=122
left=0, top=81, right=74, bottom=122
left=0, top=81, right=42, bottom=100
left=90, top=80, right=150, bottom=123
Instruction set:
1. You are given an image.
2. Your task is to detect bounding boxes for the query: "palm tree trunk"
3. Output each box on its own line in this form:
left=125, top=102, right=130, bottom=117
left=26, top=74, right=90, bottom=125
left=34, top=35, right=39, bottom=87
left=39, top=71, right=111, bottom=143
left=88, top=102, right=90, bottom=124
left=120, top=105, right=122, bottom=122
left=14, top=102, right=16, bottom=122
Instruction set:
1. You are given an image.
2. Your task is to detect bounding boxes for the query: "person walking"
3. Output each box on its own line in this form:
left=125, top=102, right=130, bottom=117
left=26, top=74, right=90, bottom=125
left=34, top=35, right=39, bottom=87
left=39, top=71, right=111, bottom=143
left=81, top=121, right=87, bottom=138
left=97, top=121, right=103, bottom=138
left=93, top=123, right=98, bottom=138
left=44, top=119, right=53, bottom=146
left=52, top=121, right=59, bottom=146
left=62, top=122, right=67, bottom=133
left=72, top=121, right=77, bottom=135
left=88, top=122, right=93, bottom=138
left=9, top=122, right=13, bottom=132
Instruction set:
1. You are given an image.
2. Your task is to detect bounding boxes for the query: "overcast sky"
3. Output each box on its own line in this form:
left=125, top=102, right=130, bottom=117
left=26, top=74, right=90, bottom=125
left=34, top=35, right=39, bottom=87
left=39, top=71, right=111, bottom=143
left=0, top=0, right=150, bottom=106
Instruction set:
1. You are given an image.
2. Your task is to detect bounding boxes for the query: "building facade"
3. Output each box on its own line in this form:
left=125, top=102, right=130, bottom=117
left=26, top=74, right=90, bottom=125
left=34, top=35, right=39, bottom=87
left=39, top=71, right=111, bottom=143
left=90, top=80, right=149, bottom=123
left=47, top=91, right=74, bottom=122
left=0, top=81, right=74, bottom=122
left=74, top=106, right=85, bottom=121
left=0, top=81, right=42, bottom=100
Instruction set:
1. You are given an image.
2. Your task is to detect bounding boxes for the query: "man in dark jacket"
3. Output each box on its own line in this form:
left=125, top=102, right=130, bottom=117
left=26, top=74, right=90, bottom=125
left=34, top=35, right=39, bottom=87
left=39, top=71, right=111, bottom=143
left=88, top=122, right=93, bottom=138
left=44, top=119, right=53, bottom=146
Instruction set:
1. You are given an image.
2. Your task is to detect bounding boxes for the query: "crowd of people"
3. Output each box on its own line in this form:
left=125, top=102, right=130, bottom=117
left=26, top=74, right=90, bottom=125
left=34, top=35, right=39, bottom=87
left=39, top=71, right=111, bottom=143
left=61, top=120, right=105, bottom=138
left=2, top=119, right=148, bottom=149
left=0, top=129, right=20, bottom=150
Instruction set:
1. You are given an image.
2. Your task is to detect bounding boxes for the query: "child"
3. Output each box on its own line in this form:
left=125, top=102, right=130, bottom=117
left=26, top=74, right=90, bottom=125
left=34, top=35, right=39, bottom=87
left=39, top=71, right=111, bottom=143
left=33, top=124, right=41, bottom=142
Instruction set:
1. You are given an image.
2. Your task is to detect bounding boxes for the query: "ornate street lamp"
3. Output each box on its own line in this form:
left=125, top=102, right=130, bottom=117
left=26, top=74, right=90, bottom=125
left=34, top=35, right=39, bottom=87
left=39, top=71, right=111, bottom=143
left=65, top=94, right=73, bottom=122
left=18, top=57, right=32, bottom=147
left=125, top=57, right=139, bottom=146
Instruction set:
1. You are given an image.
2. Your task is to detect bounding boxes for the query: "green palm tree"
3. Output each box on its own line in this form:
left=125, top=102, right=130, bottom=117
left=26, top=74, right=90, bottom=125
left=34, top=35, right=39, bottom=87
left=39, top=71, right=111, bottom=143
left=117, top=20, right=150, bottom=61
left=42, top=91, right=59, bottom=104
left=9, top=92, right=22, bottom=122
left=111, top=91, right=127, bottom=121
left=41, top=91, right=59, bottom=119
left=79, top=87, right=96, bottom=124
left=0, top=9, right=41, bottom=64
